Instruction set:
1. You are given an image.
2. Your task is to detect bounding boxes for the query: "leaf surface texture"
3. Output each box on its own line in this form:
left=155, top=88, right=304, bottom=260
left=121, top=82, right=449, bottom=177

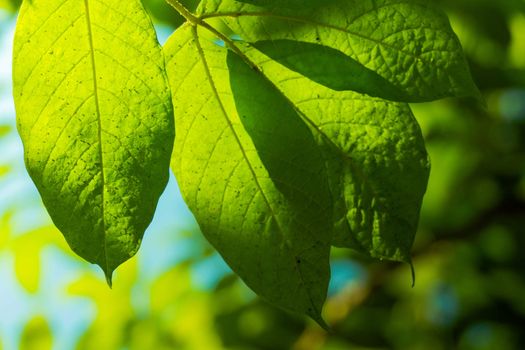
left=13, top=0, right=174, bottom=281
left=234, top=44, right=430, bottom=261
left=198, top=0, right=479, bottom=101
left=164, top=25, right=333, bottom=323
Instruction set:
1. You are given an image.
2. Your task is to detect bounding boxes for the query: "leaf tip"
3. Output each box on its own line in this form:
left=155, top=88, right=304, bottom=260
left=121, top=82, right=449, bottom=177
left=101, top=266, right=114, bottom=288
left=309, top=310, right=331, bottom=331
left=475, top=92, right=487, bottom=109
left=317, top=318, right=332, bottom=332
left=105, top=273, right=113, bottom=288
left=409, top=260, right=416, bottom=288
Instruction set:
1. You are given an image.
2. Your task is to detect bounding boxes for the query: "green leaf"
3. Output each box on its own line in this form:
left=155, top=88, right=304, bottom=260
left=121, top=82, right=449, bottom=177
left=239, top=44, right=430, bottom=262
left=198, top=0, right=480, bottom=102
left=235, top=0, right=332, bottom=9
left=13, top=0, right=174, bottom=282
left=253, top=39, right=407, bottom=100
left=164, top=25, right=333, bottom=324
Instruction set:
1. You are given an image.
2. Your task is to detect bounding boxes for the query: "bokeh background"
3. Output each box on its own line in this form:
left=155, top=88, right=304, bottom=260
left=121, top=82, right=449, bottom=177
left=1, top=0, right=525, bottom=349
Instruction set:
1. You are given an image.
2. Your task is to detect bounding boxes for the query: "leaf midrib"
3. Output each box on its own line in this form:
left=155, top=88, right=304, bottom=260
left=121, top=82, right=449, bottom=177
left=190, top=25, right=322, bottom=316
left=84, top=0, right=110, bottom=280
left=190, top=26, right=285, bottom=237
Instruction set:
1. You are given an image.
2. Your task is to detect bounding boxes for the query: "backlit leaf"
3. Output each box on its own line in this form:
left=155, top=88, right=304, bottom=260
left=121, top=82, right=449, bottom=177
left=164, top=25, right=333, bottom=324
left=13, top=0, right=174, bottom=282
left=198, top=0, right=480, bottom=102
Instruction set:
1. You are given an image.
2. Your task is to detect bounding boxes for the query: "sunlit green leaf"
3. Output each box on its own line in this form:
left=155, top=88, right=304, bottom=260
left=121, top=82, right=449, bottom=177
left=164, top=25, right=333, bottom=324
left=198, top=0, right=480, bottom=101
left=13, top=0, right=174, bottom=282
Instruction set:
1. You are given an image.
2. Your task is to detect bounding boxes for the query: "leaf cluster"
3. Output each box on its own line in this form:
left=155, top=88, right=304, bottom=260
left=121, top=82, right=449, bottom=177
left=12, top=0, right=478, bottom=323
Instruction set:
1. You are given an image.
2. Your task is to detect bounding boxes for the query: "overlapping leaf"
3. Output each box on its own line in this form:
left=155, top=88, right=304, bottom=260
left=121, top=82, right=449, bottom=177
left=13, top=0, right=174, bottom=282
left=238, top=45, right=430, bottom=262
left=164, top=16, right=430, bottom=325
left=252, top=39, right=407, bottom=100
left=197, top=0, right=479, bottom=102
left=164, top=25, right=333, bottom=323
left=11, top=0, right=477, bottom=324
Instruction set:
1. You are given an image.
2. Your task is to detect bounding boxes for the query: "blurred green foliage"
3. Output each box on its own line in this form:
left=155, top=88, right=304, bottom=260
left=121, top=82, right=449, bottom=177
left=20, top=317, right=52, bottom=350
left=1, top=0, right=525, bottom=349
left=0, top=0, right=20, bottom=12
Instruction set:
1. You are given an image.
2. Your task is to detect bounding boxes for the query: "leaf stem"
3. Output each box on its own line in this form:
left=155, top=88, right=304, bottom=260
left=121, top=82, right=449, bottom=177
left=164, top=0, right=258, bottom=69
left=199, top=21, right=259, bottom=70
left=165, top=0, right=200, bottom=24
